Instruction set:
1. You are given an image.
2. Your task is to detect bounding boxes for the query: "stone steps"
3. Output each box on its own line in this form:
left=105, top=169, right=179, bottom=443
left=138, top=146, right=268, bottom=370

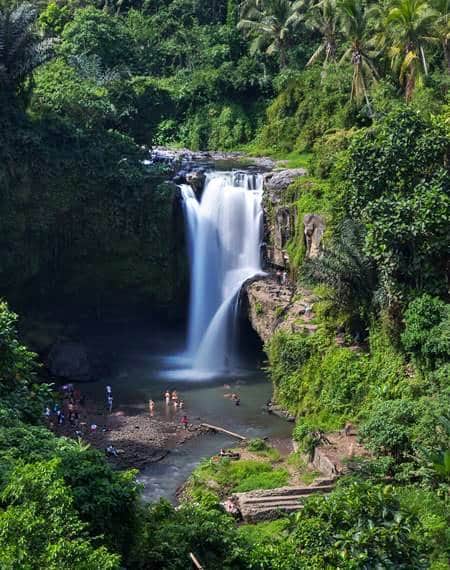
left=234, top=483, right=335, bottom=522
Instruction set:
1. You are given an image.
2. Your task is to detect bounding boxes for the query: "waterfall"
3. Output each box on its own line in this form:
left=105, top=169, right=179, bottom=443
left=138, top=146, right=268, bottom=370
left=180, top=171, right=263, bottom=374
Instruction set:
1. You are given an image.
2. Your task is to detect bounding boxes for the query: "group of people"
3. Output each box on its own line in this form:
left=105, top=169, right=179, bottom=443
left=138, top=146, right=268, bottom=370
left=44, top=383, right=84, bottom=427
left=146, top=390, right=189, bottom=429
left=163, top=389, right=185, bottom=409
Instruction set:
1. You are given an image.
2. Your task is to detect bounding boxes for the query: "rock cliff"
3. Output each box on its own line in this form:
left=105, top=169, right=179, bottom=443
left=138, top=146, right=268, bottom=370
left=244, top=276, right=317, bottom=345
left=244, top=168, right=324, bottom=345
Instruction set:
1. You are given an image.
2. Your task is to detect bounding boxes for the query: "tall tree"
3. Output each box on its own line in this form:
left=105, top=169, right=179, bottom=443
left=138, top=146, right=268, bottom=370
left=238, top=0, right=303, bottom=67
left=305, top=0, right=339, bottom=67
left=430, top=0, right=450, bottom=73
left=385, top=0, right=435, bottom=100
left=337, top=0, right=377, bottom=110
left=0, top=2, right=53, bottom=104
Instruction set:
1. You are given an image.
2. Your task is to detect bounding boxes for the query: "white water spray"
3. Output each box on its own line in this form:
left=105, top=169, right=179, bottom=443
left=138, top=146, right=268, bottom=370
left=180, top=171, right=263, bottom=373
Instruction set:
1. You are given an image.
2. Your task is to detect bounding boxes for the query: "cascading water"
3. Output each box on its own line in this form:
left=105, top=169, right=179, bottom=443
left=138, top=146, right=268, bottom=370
left=180, top=171, right=264, bottom=374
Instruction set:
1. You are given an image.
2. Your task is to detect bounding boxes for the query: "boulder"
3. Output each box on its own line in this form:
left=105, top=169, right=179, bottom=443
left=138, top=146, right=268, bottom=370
left=47, top=340, right=93, bottom=382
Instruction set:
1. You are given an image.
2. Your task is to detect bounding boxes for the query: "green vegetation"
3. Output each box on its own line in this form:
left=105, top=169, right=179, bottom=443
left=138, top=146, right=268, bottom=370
left=0, top=0, right=449, bottom=567
left=187, top=456, right=289, bottom=500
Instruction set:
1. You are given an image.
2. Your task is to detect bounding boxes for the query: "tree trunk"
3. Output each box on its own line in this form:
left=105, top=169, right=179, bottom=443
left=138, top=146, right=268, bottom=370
left=405, top=67, right=415, bottom=101
left=444, top=38, right=450, bottom=75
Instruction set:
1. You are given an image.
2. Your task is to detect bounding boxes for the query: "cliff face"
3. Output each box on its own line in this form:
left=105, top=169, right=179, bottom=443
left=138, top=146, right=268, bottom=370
left=262, top=169, right=306, bottom=269
left=244, top=168, right=323, bottom=345
left=244, top=277, right=317, bottom=345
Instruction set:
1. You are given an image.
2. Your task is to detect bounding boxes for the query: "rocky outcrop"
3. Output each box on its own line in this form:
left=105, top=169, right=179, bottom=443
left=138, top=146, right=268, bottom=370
left=263, top=168, right=307, bottom=201
left=262, top=169, right=306, bottom=268
left=304, top=214, right=325, bottom=258
left=244, top=276, right=317, bottom=344
left=311, top=432, right=370, bottom=477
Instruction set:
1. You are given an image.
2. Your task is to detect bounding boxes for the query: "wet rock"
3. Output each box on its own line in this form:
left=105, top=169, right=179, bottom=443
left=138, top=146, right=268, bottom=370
left=47, top=340, right=93, bottom=382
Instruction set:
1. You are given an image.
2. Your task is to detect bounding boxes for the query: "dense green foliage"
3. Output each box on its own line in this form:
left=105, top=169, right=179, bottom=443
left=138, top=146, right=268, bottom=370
left=0, top=0, right=449, bottom=567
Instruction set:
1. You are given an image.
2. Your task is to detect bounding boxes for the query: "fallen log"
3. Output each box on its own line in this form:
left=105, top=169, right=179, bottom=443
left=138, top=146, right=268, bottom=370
left=201, top=423, right=246, bottom=441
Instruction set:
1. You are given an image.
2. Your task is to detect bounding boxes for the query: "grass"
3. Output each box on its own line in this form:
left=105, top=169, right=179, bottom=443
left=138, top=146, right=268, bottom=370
left=238, top=518, right=291, bottom=545
left=247, top=438, right=282, bottom=462
left=241, top=143, right=312, bottom=169
left=187, top=457, right=289, bottom=497
left=271, top=151, right=312, bottom=169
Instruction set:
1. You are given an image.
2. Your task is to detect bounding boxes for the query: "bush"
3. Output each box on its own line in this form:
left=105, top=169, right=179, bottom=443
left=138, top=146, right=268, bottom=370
left=290, top=481, right=440, bottom=569
left=180, top=103, right=253, bottom=150
left=402, top=294, right=450, bottom=371
left=359, top=399, right=419, bottom=461
left=129, top=500, right=249, bottom=570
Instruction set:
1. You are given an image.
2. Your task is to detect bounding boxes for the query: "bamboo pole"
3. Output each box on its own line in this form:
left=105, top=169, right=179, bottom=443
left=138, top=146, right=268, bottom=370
left=201, top=423, right=246, bottom=441
left=189, top=552, right=204, bottom=569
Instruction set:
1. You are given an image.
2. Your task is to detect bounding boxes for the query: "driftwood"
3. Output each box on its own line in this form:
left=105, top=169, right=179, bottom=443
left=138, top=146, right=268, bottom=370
left=201, top=423, right=246, bottom=441
left=189, top=552, right=204, bottom=569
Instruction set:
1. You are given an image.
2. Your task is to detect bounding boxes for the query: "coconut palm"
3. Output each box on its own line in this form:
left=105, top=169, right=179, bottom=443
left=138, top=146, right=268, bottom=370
left=0, top=2, right=53, bottom=101
left=337, top=0, right=378, bottom=110
left=429, top=0, right=450, bottom=73
left=384, top=0, right=435, bottom=100
left=305, top=0, right=339, bottom=66
left=238, top=0, right=303, bottom=67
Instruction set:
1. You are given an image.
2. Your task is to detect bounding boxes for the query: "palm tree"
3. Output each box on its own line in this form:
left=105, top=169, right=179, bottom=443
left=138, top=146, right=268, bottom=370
left=238, top=0, right=303, bottom=67
left=337, top=0, right=378, bottom=111
left=0, top=2, right=53, bottom=102
left=384, top=0, right=435, bottom=100
left=429, top=0, right=450, bottom=73
left=301, top=219, right=378, bottom=321
left=305, top=0, right=339, bottom=67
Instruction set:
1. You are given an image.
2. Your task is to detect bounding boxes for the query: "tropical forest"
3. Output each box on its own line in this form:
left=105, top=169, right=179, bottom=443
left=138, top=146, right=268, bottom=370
left=0, top=0, right=449, bottom=568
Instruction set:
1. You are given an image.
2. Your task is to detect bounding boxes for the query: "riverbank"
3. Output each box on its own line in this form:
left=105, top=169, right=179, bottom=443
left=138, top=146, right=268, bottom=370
left=49, top=395, right=209, bottom=470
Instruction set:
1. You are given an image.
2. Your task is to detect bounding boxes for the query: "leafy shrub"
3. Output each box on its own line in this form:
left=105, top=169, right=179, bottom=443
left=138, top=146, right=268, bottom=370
left=402, top=294, right=450, bottom=371
left=290, top=481, right=440, bottom=569
left=359, top=399, right=419, bottom=460
left=180, top=103, right=253, bottom=150
left=0, top=459, right=120, bottom=569
left=247, top=438, right=269, bottom=452
left=310, top=128, right=357, bottom=179
left=338, top=108, right=449, bottom=302
left=129, top=500, right=248, bottom=570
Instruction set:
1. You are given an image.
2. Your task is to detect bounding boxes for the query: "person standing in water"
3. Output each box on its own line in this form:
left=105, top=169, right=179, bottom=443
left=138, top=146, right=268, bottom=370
left=164, top=390, right=170, bottom=405
left=181, top=415, right=189, bottom=430
left=149, top=399, right=155, bottom=415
